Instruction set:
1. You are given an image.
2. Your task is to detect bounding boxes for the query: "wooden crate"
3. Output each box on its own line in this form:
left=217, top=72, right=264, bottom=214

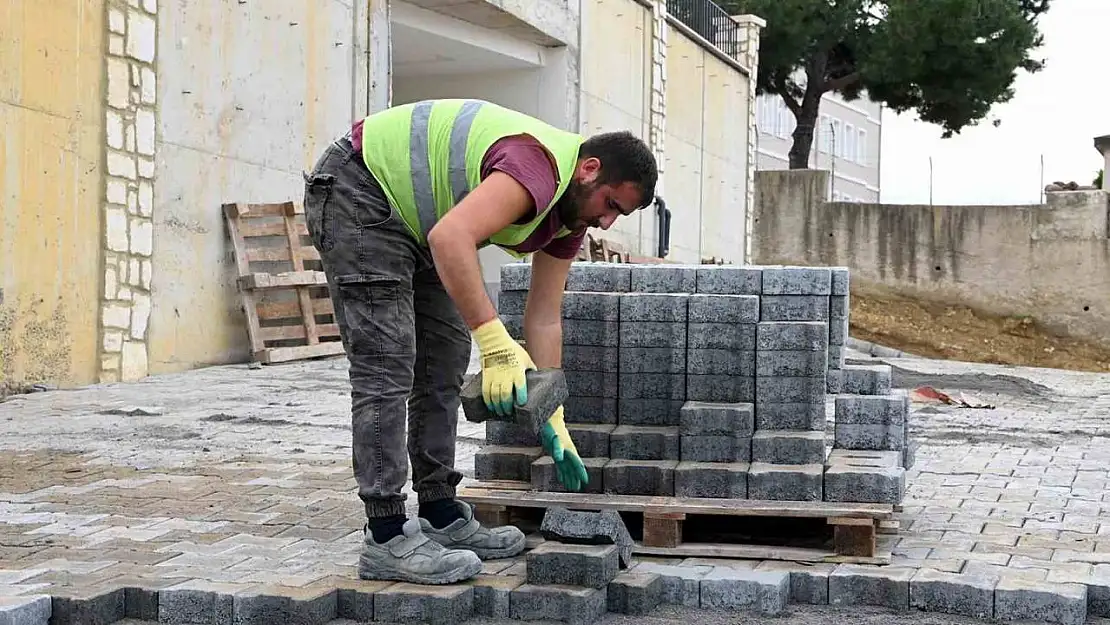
left=223, top=201, right=346, bottom=364
left=459, top=481, right=896, bottom=565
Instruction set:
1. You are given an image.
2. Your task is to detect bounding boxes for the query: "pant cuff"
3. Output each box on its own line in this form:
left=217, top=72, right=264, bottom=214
left=364, top=499, right=407, bottom=519
left=416, top=484, right=457, bottom=504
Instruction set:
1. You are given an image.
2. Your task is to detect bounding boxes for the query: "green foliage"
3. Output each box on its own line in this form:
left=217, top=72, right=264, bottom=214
left=716, top=0, right=1050, bottom=167
left=1096, top=169, right=1104, bottom=188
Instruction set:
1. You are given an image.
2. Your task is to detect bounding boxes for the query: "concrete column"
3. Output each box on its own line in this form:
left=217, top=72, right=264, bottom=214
left=1095, top=134, right=1110, bottom=191
left=732, top=14, right=766, bottom=264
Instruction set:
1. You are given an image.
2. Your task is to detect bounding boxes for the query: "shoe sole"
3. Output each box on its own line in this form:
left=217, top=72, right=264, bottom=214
left=357, top=556, right=482, bottom=585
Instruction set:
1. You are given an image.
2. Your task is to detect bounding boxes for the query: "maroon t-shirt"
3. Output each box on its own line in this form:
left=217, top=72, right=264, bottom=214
left=352, top=120, right=585, bottom=260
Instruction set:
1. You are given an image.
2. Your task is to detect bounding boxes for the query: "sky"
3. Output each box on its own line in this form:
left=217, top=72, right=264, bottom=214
left=878, top=0, right=1110, bottom=205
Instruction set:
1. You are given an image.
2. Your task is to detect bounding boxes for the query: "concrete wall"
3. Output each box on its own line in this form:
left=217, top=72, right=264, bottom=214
left=0, top=0, right=106, bottom=388
left=753, top=169, right=1110, bottom=348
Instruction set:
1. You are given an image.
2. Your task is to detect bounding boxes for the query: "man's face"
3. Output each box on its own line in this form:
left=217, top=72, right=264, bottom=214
left=557, top=157, right=646, bottom=231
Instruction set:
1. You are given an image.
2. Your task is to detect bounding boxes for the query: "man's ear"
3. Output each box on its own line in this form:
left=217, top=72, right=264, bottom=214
left=578, top=156, right=601, bottom=181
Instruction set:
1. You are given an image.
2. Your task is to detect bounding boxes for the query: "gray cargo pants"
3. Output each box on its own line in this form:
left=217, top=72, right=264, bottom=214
left=302, top=133, right=471, bottom=519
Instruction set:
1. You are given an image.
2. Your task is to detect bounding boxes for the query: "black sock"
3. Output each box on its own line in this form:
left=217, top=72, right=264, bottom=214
left=368, top=515, right=407, bottom=543
left=419, top=498, right=464, bottom=529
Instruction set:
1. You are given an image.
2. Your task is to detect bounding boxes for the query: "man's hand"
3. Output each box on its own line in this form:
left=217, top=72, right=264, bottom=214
left=539, top=406, right=589, bottom=491
left=473, top=318, right=535, bottom=416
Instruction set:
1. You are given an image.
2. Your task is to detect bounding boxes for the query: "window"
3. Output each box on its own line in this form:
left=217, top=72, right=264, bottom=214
left=857, top=128, right=867, bottom=165
left=832, top=119, right=843, bottom=157
left=819, top=115, right=831, bottom=153
left=844, top=123, right=855, bottom=162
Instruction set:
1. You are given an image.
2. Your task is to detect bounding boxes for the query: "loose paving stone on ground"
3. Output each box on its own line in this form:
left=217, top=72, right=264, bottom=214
left=4, top=347, right=1110, bottom=624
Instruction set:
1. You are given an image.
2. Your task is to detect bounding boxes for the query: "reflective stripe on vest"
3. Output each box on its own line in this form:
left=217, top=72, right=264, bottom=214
left=408, top=99, right=486, bottom=238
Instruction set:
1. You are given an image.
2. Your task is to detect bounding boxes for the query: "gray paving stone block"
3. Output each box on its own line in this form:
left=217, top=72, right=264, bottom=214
left=680, top=435, right=752, bottom=462
left=834, top=394, right=907, bottom=425
left=757, top=321, right=829, bottom=351
left=830, top=267, right=850, bottom=295
left=762, top=266, right=832, bottom=295
left=333, top=581, right=393, bottom=622
left=617, top=398, right=683, bottom=426
left=756, top=350, right=828, bottom=377
left=834, top=423, right=905, bottom=451
left=903, top=439, right=919, bottom=469
left=124, top=582, right=165, bottom=622
left=531, top=457, right=607, bottom=494
left=526, top=542, right=621, bottom=589
left=619, top=321, right=686, bottom=348
left=828, top=345, right=846, bottom=369
left=688, top=322, right=756, bottom=350
left=497, top=289, right=527, bottom=316
left=564, top=395, right=618, bottom=425
left=686, top=374, right=755, bottom=403
left=688, top=294, right=760, bottom=323
left=474, top=446, right=544, bottom=482
left=908, top=569, right=996, bottom=619
left=993, top=576, right=1087, bottom=625
left=674, top=461, right=748, bottom=498
left=754, top=401, right=826, bottom=431
left=687, top=349, right=756, bottom=376
left=619, top=347, right=686, bottom=374
left=760, top=295, right=831, bottom=322
left=756, top=375, right=827, bottom=404
left=539, top=507, right=634, bottom=569
left=562, top=346, right=620, bottom=372
left=680, top=400, right=755, bottom=436
left=754, top=561, right=835, bottom=605
left=461, top=368, right=568, bottom=431
left=751, top=430, right=826, bottom=464
left=564, top=320, right=620, bottom=346
left=829, top=565, right=914, bottom=610
left=45, top=588, right=125, bottom=625
left=500, top=263, right=531, bottom=291
left=695, top=265, right=762, bottom=294
left=485, top=420, right=537, bottom=447
left=231, top=586, right=337, bottom=625
left=567, top=423, right=615, bottom=458
left=603, top=459, right=678, bottom=496
left=463, top=574, right=523, bottom=618
left=629, top=264, right=698, bottom=293
left=503, top=313, right=524, bottom=340
left=566, top=262, right=632, bottom=292
left=631, top=562, right=712, bottom=606
left=509, top=584, right=607, bottom=624
left=607, top=571, right=663, bottom=615
left=620, top=293, right=689, bottom=322
left=0, top=595, right=51, bottom=625
left=826, top=369, right=843, bottom=394
left=823, top=463, right=906, bottom=504
left=1085, top=566, right=1110, bottom=617
left=825, top=448, right=901, bottom=467
left=829, top=315, right=849, bottom=345
left=610, top=425, right=681, bottom=460
left=374, top=583, right=474, bottom=625
left=747, top=462, right=823, bottom=501
left=699, top=567, right=790, bottom=615
left=565, top=370, right=619, bottom=399
left=562, top=291, right=621, bottom=321
left=829, top=294, right=849, bottom=319
left=619, top=372, right=685, bottom=400
left=841, top=364, right=893, bottom=395
left=158, top=581, right=238, bottom=625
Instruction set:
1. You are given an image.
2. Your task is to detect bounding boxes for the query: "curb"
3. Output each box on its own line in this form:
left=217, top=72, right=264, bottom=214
left=846, top=336, right=921, bottom=359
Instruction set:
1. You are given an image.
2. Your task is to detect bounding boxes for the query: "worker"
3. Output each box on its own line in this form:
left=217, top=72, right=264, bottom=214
left=302, top=98, right=658, bottom=585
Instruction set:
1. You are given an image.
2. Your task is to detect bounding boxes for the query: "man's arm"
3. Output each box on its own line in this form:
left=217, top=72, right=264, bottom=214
left=523, top=249, right=573, bottom=369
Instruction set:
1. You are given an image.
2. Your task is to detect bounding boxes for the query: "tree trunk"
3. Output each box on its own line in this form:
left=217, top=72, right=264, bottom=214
left=788, top=102, right=821, bottom=169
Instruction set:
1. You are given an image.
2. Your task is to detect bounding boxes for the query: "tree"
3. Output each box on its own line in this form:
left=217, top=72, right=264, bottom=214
left=717, top=0, right=1051, bottom=169
left=1096, top=169, right=1104, bottom=189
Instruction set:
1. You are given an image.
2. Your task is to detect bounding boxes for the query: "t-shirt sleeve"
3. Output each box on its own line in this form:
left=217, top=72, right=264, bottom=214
left=480, top=136, right=559, bottom=224
left=540, top=228, right=587, bottom=260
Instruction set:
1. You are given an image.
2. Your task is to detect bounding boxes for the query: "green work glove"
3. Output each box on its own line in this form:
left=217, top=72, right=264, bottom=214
left=473, top=317, right=535, bottom=416
left=539, top=406, right=590, bottom=492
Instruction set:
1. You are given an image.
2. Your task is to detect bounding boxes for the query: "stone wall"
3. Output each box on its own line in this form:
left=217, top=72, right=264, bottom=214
left=752, top=169, right=1110, bottom=348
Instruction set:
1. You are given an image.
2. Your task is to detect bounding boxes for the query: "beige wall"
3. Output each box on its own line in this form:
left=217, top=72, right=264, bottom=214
left=754, top=169, right=1110, bottom=348
left=0, top=1, right=105, bottom=389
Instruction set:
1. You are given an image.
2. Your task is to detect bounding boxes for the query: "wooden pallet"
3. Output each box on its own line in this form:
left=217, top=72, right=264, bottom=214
left=458, top=481, right=896, bottom=565
left=223, top=201, right=345, bottom=364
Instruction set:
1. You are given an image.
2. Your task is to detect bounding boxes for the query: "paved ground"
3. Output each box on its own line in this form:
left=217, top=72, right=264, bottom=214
left=4, top=346, right=1110, bottom=623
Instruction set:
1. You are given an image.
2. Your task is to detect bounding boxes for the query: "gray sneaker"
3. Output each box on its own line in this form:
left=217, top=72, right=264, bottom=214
left=419, top=500, right=526, bottom=560
left=358, top=518, right=482, bottom=584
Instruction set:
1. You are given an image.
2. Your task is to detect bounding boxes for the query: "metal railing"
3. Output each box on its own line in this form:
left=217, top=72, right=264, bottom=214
left=664, top=0, right=743, bottom=60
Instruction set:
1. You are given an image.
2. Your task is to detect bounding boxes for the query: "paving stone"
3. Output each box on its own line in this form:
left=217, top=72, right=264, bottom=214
left=687, top=322, right=757, bottom=350
left=562, top=346, right=620, bottom=372
left=679, top=401, right=755, bottom=436
left=565, top=370, right=620, bottom=399
left=829, top=565, right=915, bottom=610
left=619, top=347, right=686, bottom=373
left=231, top=585, right=337, bottom=625
left=609, top=425, right=680, bottom=461
left=826, top=448, right=902, bottom=468
left=629, top=264, right=698, bottom=293
left=618, top=373, right=685, bottom=400
left=500, top=263, right=530, bottom=290
left=607, top=570, right=663, bottom=614
left=754, top=401, right=826, bottom=431
left=460, top=574, right=523, bottom=618
left=539, top=507, right=634, bottom=569
left=564, top=396, right=618, bottom=424
left=761, top=266, right=832, bottom=295
left=835, top=394, right=907, bottom=425
left=616, top=398, right=683, bottom=426
left=747, top=463, right=823, bottom=501
left=603, top=459, right=677, bottom=496
left=993, top=576, right=1087, bottom=625
left=461, top=368, right=568, bottom=430
left=485, top=420, right=538, bottom=447
left=158, top=580, right=246, bottom=625
left=531, top=457, right=607, bottom=494
left=686, top=375, right=755, bottom=403
left=826, top=369, right=843, bottom=394
left=751, top=430, right=826, bottom=464
left=630, top=562, right=711, bottom=606
left=841, top=365, right=893, bottom=395
left=619, top=293, right=689, bottom=322
left=829, top=315, right=849, bottom=345
left=756, top=376, right=827, bottom=404
left=823, top=463, right=906, bottom=504
left=619, top=322, right=686, bottom=348
left=834, top=423, right=905, bottom=451
left=0, top=595, right=51, bottom=625
left=699, top=566, right=790, bottom=615
left=474, top=446, right=544, bottom=482
left=685, top=348, right=753, bottom=376
left=757, top=321, right=829, bottom=351
left=674, top=461, right=748, bottom=498
left=562, top=292, right=621, bottom=321
left=496, top=289, right=527, bottom=316
left=680, top=435, right=752, bottom=463
left=1083, top=566, right=1110, bottom=617
left=567, top=424, right=615, bottom=458
left=526, top=542, right=620, bottom=589
left=566, top=262, right=632, bottom=292
left=828, top=345, right=846, bottom=368
left=502, top=313, right=524, bottom=340
left=322, top=579, right=393, bottom=622
left=563, top=320, right=620, bottom=347
left=373, top=582, right=474, bottom=625
left=760, top=295, right=831, bottom=322
left=908, top=568, right=995, bottom=619
left=830, top=267, right=850, bottom=295
left=509, top=584, right=608, bottom=624
left=754, top=560, right=835, bottom=604
left=687, top=294, right=760, bottom=323
left=829, top=294, right=849, bottom=318
left=756, top=350, right=828, bottom=377
left=695, top=266, right=762, bottom=295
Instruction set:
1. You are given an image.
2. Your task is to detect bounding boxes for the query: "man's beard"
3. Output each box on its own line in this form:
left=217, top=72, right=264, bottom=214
left=556, top=178, right=596, bottom=230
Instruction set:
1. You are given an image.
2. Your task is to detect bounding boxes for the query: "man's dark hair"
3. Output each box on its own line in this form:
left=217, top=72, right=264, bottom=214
left=579, top=131, right=658, bottom=209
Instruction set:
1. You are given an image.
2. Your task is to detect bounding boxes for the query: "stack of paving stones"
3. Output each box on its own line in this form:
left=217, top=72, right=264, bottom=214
left=482, top=261, right=911, bottom=507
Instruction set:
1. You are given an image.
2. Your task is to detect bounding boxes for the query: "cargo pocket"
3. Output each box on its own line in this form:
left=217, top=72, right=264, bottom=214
left=303, top=171, right=336, bottom=253
left=335, top=275, right=413, bottom=356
